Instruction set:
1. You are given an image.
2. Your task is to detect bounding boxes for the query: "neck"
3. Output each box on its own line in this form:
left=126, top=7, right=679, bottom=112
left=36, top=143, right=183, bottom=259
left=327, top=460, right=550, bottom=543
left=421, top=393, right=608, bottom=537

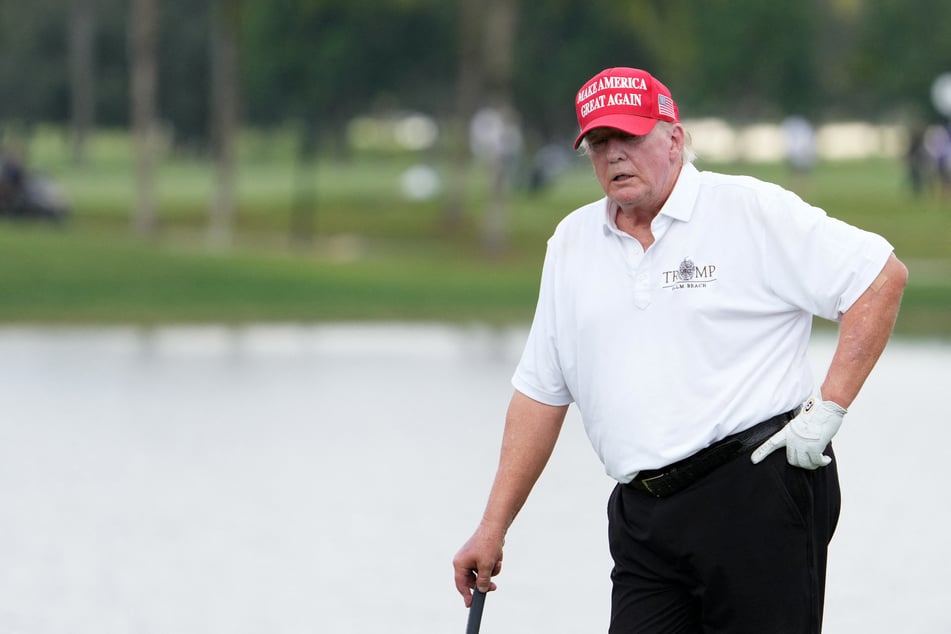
left=613, top=159, right=684, bottom=249
left=614, top=205, right=656, bottom=250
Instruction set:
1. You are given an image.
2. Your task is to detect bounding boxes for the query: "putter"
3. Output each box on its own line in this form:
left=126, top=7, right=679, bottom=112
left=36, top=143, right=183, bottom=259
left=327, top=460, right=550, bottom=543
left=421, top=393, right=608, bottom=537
left=466, top=589, right=487, bottom=634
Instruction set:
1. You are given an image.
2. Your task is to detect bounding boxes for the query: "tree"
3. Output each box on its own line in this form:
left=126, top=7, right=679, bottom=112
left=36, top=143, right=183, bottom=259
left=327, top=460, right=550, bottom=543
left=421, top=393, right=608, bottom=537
left=514, top=0, right=655, bottom=142
left=241, top=0, right=457, bottom=243
left=69, top=0, right=96, bottom=165
left=0, top=0, right=69, bottom=159
left=158, top=0, right=212, bottom=148
left=129, top=0, right=158, bottom=237
left=443, top=0, right=520, bottom=253
left=442, top=0, right=484, bottom=232
left=480, top=0, right=519, bottom=254
left=850, top=0, right=951, bottom=120
left=208, top=0, right=240, bottom=248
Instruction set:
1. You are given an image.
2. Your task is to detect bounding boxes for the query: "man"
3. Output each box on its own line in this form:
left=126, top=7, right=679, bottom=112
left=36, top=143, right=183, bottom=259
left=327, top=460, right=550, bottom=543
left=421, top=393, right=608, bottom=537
left=452, top=67, right=908, bottom=633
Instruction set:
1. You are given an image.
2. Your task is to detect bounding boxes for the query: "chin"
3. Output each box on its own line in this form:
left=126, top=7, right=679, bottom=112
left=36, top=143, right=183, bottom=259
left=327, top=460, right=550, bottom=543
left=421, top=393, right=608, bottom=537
left=610, top=186, right=646, bottom=204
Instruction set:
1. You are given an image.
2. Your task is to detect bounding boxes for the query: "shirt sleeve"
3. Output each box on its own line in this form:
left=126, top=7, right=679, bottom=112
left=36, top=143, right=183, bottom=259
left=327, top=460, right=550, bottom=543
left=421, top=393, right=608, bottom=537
left=760, top=186, right=894, bottom=321
left=512, top=240, right=574, bottom=406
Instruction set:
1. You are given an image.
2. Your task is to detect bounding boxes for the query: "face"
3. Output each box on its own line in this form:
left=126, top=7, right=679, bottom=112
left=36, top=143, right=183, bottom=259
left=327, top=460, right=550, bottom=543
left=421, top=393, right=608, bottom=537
left=585, top=123, right=684, bottom=214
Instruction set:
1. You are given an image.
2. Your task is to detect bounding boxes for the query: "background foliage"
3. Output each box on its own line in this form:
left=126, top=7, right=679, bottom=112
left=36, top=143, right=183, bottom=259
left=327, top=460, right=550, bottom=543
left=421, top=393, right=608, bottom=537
left=2, top=0, right=951, bottom=150
left=0, top=0, right=949, bottom=336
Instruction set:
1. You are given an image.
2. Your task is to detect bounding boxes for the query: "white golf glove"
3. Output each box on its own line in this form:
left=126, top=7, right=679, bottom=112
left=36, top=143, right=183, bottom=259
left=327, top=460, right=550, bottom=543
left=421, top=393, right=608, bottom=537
left=751, top=394, right=847, bottom=469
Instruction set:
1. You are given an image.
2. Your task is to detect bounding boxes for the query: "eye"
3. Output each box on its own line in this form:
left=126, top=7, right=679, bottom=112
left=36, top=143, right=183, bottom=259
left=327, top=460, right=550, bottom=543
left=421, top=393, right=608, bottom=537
left=586, top=133, right=613, bottom=151
left=586, top=131, right=641, bottom=151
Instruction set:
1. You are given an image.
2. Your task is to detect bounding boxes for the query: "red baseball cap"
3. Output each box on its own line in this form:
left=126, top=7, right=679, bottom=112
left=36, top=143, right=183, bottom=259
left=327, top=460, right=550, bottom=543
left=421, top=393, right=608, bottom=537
left=574, top=67, right=679, bottom=149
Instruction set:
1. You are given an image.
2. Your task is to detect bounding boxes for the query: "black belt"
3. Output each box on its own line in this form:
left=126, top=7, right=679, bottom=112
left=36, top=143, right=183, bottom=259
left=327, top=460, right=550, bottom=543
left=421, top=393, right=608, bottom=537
left=625, top=408, right=800, bottom=498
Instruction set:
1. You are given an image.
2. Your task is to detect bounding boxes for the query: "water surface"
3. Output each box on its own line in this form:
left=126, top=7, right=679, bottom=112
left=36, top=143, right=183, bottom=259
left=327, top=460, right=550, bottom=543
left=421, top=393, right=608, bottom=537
left=0, top=324, right=947, bottom=633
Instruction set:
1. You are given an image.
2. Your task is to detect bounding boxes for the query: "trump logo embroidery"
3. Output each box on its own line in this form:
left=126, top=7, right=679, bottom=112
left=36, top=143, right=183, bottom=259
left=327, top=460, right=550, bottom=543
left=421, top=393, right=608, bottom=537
left=662, top=257, right=718, bottom=290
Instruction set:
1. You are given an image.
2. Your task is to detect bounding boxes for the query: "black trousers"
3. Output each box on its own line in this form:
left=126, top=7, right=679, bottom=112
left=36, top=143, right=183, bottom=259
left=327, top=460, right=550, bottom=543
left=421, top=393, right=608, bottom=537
left=607, top=445, right=841, bottom=634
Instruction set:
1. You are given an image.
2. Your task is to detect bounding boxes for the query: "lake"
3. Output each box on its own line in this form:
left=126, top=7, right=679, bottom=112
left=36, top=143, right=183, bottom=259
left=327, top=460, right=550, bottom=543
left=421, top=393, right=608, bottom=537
left=0, top=324, right=947, bottom=633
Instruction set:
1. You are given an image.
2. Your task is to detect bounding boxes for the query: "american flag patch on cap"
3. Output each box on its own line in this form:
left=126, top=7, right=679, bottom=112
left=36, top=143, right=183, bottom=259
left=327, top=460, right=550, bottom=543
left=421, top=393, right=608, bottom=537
left=658, top=94, right=675, bottom=118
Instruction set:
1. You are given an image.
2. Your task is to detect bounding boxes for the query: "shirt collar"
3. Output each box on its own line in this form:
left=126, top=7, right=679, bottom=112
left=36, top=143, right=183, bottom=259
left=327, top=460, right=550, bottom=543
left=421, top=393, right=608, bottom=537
left=659, top=162, right=700, bottom=222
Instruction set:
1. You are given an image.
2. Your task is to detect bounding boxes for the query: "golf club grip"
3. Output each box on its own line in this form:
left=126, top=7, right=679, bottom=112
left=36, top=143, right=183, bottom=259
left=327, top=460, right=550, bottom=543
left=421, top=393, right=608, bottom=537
left=466, top=589, right=487, bottom=634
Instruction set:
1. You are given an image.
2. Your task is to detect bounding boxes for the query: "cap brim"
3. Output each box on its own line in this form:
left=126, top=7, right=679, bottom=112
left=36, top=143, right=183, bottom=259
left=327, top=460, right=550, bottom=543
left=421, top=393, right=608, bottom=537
left=573, top=115, right=660, bottom=149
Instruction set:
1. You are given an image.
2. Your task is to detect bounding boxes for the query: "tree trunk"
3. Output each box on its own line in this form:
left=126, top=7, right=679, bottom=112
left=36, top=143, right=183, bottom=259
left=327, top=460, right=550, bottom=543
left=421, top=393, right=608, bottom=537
left=289, top=118, right=318, bottom=246
left=480, top=0, right=518, bottom=255
left=69, top=0, right=96, bottom=166
left=208, top=0, right=240, bottom=249
left=129, top=0, right=158, bottom=238
left=442, top=0, right=484, bottom=232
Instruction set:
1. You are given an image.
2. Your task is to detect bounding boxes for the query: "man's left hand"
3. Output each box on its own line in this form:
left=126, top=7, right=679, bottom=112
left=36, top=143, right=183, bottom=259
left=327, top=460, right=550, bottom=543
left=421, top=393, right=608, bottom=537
left=751, top=395, right=847, bottom=469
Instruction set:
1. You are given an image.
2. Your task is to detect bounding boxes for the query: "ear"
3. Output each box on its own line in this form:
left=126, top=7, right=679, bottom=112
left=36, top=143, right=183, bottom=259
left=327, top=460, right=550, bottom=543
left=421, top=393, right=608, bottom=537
left=669, top=124, right=685, bottom=160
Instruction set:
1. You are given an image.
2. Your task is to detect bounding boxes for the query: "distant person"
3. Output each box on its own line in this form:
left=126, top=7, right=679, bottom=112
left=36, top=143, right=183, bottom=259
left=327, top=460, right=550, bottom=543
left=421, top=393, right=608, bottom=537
left=782, top=114, right=817, bottom=174
left=926, top=122, right=951, bottom=194
left=906, top=125, right=931, bottom=196
left=528, top=143, right=572, bottom=192
left=453, top=66, right=907, bottom=633
left=0, top=145, right=69, bottom=222
left=0, top=148, right=25, bottom=212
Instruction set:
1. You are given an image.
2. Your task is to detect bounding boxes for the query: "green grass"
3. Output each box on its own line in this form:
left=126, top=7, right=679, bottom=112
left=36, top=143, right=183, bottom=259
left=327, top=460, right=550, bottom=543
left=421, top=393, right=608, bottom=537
left=0, top=223, right=541, bottom=325
left=2, top=129, right=950, bottom=337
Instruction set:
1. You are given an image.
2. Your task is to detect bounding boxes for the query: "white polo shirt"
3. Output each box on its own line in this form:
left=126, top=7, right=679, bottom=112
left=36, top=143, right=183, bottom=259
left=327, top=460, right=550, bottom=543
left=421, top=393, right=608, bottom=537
left=512, top=162, right=894, bottom=483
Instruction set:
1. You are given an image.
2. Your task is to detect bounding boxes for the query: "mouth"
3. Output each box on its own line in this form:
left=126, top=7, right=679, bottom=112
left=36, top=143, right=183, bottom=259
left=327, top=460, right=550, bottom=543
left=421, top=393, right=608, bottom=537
left=612, top=173, right=634, bottom=183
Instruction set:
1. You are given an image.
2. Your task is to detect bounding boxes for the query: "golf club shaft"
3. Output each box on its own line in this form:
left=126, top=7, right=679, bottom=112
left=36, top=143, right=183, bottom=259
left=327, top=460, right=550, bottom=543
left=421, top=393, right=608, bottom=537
left=466, top=589, right=486, bottom=634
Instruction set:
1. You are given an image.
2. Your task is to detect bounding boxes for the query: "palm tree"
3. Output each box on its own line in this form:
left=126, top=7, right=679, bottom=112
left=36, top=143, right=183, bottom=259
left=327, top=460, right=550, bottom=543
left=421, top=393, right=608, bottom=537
left=129, top=0, right=158, bottom=238
left=208, top=0, right=240, bottom=248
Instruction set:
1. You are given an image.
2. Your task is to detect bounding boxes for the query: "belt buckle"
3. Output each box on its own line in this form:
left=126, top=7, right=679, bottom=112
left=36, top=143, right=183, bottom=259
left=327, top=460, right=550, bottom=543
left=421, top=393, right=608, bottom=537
left=639, top=472, right=668, bottom=496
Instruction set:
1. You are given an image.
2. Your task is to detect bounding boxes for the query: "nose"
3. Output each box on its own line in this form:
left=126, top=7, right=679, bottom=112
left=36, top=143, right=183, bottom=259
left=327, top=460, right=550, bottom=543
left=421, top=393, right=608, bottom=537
left=605, top=138, right=628, bottom=161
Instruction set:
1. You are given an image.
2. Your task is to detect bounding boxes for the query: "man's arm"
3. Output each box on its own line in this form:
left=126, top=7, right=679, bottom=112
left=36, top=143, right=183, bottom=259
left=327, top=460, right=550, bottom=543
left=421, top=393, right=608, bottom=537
left=820, top=253, right=908, bottom=408
left=752, top=253, right=908, bottom=467
left=453, top=389, right=569, bottom=606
